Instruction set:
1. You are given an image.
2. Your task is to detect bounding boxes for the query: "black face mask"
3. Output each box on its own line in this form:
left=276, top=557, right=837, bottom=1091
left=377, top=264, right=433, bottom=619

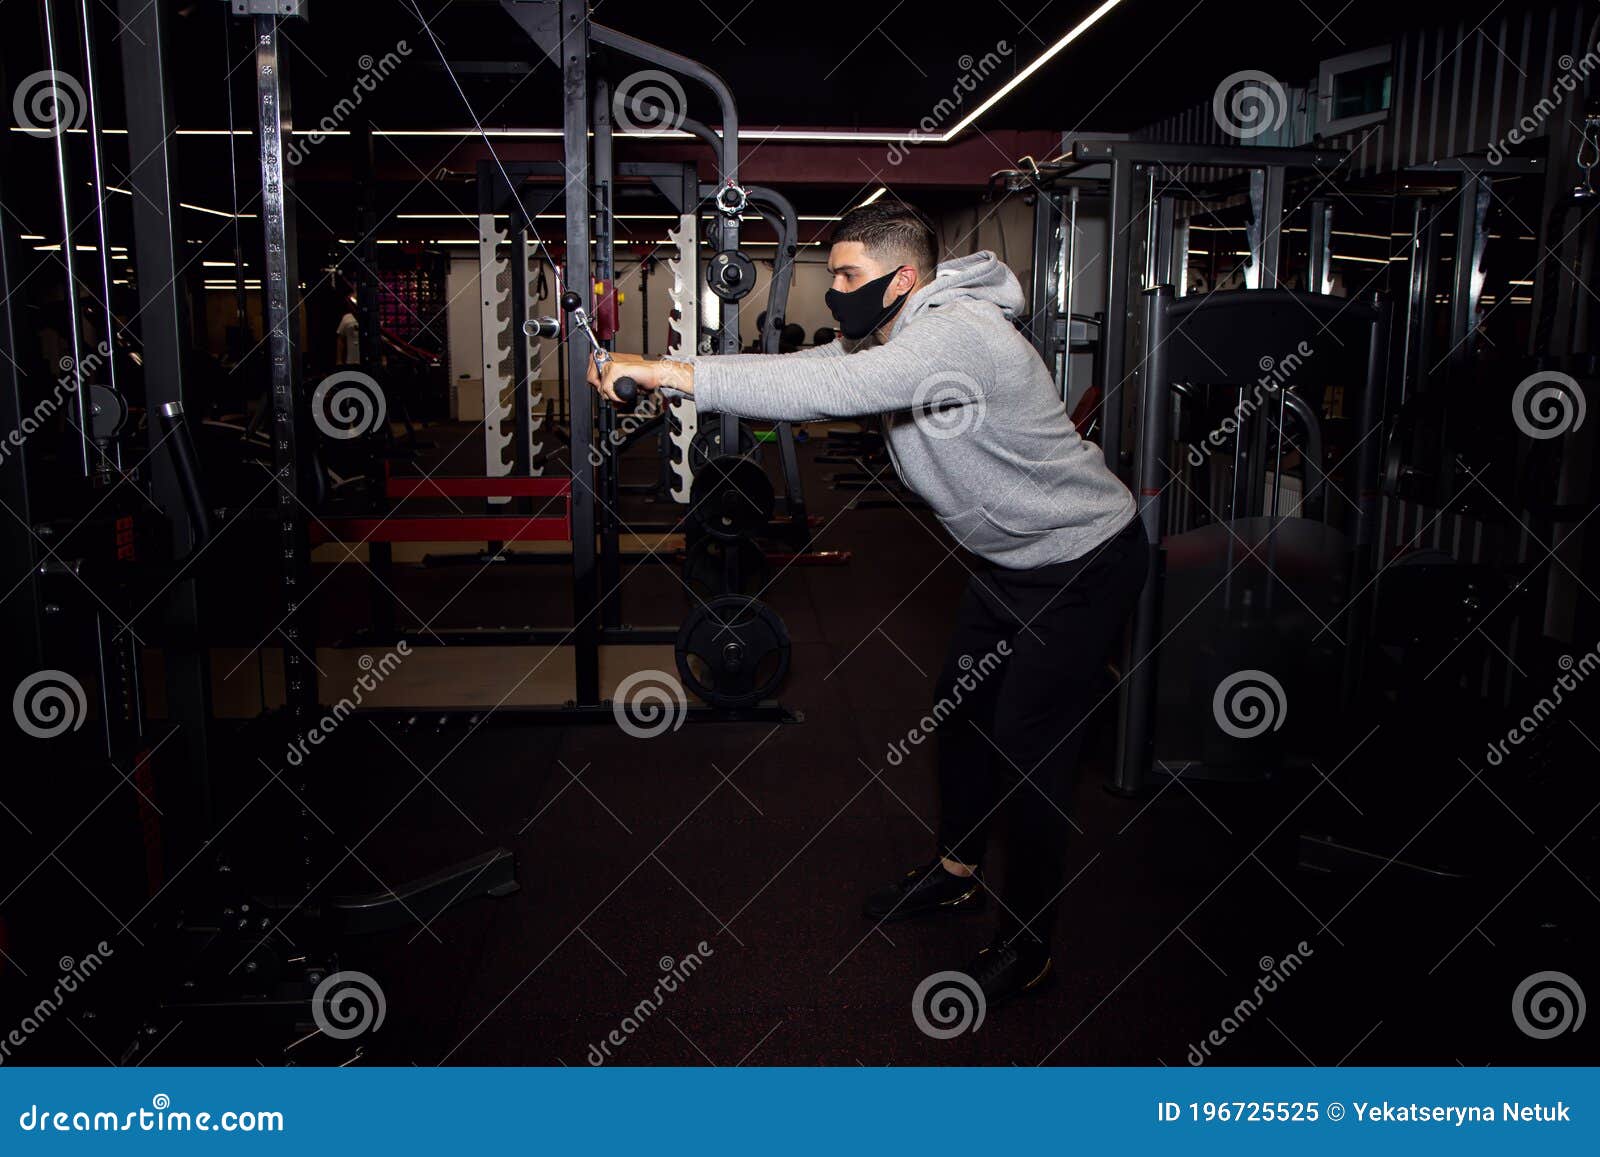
left=825, top=267, right=911, bottom=340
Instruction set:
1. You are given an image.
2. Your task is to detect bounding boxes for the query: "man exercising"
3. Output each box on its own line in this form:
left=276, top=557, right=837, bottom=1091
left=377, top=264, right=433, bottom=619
left=588, top=201, right=1146, bottom=1007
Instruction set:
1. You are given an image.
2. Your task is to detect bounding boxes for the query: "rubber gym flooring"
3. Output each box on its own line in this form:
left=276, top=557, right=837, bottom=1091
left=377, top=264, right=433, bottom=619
left=13, top=419, right=1593, bottom=1067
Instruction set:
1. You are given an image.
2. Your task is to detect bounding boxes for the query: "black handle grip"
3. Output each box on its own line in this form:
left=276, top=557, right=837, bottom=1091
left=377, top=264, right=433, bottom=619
left=157, top=403, right=212, bottom=547
left=613, top=376, right=639, bottom=405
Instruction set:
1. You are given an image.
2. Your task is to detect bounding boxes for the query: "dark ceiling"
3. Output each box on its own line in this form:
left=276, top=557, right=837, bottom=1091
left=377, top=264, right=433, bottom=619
left=0, top=0, right=1533, bottom=262
left=137, top=0, right=1496, bottom=135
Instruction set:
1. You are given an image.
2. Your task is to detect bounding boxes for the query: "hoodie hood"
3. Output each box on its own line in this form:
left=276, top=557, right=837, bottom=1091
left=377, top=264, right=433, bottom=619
left=890, top=250, right=1023, bottom=338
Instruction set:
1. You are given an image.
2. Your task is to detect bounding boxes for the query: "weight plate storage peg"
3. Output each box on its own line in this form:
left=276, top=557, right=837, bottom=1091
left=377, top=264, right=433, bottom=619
left=675, top=596, right=791, bottom=709
left=683, top=535, right=769, bottom=598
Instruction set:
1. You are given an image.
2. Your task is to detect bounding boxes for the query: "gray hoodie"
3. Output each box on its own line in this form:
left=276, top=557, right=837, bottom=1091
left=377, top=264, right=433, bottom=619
left=688, top=250, right=1135, bottom=569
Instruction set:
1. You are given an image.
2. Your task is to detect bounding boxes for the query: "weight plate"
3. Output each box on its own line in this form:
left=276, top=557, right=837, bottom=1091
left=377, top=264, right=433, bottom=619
left=689, top=454, right=775, bottom=542
left=707, top=249, right=757, bottom=301
left=675, top=595, right=790, bottom=709
left=683, top=534, right=768, bottom=598
left=690, top=423, right=759, bottom=476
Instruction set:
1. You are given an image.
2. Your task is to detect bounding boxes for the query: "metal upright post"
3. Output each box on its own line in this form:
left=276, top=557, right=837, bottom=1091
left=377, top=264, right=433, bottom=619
left=1245, top=166, right=1285, bottom=290
left=1028, top=191, right=1060, bottom=358
left=1307, top=199, right=1332, bottom=294
left=593, top=77, right=622, bottom=629
left=0, top=128, right=43, bottom=688
left=1061, top=188, right=1078, bottom=398
left=1100, top=157, right=1135, bottom=478
left=1344, top=294, right=1391, bottom=709
left=119, top=0, right=214, bottom=839
left=40, top=0, right=92, bottom=478
left=559, top=0, right=600, bottom=704
left=250, top=15, right=316, bottom=728
left=509, top=226, right=533, bottom=483
left=1112, top=286, right=1174, bottom=795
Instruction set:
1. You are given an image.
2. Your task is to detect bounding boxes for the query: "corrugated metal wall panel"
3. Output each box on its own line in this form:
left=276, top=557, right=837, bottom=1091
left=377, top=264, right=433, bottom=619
left=1133, top=2, right=1591, bottom=175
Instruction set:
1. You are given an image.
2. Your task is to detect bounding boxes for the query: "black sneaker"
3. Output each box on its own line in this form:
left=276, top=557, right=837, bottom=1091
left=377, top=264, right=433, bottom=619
left=966, top=935, right=1054, bottom=1007
left=862, top=860, right=985, bottom=922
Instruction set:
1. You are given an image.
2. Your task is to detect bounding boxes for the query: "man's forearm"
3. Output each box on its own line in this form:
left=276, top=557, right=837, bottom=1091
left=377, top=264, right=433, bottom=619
left=687, top=318, right=985, bottom=422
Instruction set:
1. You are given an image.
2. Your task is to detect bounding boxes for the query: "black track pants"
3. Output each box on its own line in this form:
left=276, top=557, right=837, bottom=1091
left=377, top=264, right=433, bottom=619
left=933, top=517, right=1148, bottom=949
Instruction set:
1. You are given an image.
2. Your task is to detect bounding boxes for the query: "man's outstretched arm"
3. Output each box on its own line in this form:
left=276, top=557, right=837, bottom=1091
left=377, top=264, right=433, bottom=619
left=590, top=313, right=989, bottom=423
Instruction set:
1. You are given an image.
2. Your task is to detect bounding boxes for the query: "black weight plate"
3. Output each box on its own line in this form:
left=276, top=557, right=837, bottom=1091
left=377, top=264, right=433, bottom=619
left=683, top=534, right=768, bottom=597
left=675, top=596, right=790, bottom=709
left=689, top=454, right=775, bottom=542
left=690, top=422, right=759, bottom=476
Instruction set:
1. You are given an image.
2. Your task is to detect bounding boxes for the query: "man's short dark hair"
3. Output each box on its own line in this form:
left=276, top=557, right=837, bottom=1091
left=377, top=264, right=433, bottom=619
left=830, top=201, right=938, bottom=278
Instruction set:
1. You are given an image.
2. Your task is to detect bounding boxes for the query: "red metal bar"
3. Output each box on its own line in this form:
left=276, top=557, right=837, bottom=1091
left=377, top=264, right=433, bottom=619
left=385, top=474, right=572, bottom=499
left=312, top=516, right=571, bottom=544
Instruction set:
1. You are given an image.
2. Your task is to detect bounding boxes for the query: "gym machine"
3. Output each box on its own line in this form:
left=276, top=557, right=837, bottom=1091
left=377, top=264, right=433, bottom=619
left=1112, top=286, right=1390, bottom=791
left=995, top=137, right=1347, bottom=480
left=295, top=0, right=819, bottom=717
